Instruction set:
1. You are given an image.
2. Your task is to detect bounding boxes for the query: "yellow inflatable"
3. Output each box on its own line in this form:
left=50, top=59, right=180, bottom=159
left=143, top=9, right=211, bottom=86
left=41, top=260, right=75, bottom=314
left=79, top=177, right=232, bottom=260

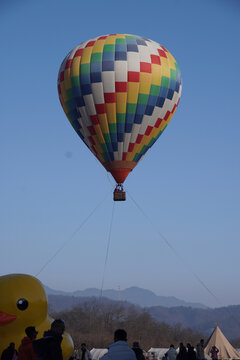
left=0, top=274, right=74, bottom=359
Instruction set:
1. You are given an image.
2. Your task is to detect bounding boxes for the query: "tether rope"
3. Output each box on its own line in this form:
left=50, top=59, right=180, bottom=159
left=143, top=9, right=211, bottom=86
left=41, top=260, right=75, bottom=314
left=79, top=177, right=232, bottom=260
left=35, top=191, right=109, bottom=277
left=99, top=201, right=115, bottom=299
left=127, top=190, right=222, bottom=307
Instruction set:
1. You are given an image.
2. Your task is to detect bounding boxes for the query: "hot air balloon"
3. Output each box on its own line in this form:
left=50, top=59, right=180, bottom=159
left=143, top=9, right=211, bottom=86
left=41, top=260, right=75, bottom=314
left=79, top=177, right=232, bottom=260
left=58, top=34, right=182, bottom=201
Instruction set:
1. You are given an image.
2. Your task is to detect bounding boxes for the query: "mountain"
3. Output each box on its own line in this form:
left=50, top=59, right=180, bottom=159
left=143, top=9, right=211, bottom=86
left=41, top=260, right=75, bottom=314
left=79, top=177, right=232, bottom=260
left=47, top=294, right=139, bottom=312
left=44, top=285, right=71, bottom=296
left=147, top=305, right=240, bottom=340
left=46, top=293, right=240, bottom=340
left=44, top=285, right=207, bottom=309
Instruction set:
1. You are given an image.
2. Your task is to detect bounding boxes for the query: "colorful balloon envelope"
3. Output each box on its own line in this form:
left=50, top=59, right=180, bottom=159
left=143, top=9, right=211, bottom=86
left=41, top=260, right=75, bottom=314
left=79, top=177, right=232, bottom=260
left=58, top=34, right=182, bottom=186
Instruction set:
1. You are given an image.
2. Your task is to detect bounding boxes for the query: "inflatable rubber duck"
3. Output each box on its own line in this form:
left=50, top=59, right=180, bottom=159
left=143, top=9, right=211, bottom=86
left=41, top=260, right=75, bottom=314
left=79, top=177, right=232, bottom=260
left=0, top=274, right=74, bottom=359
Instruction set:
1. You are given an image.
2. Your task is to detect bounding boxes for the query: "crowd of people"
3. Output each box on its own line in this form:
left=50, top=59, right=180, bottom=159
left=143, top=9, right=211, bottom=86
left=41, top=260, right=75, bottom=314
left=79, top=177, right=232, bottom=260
left=1, top=319, right=65, bottom=360
left=1, top=322, right=219, bottom=360
left=160, top=340, right=218, bottom=360
left=70, top=329, right=145, bottom=360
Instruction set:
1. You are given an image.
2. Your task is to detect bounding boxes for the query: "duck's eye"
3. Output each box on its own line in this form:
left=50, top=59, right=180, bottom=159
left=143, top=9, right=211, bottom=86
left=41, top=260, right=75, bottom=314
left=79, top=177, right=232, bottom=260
left=17, top=298, right=28, bottom=310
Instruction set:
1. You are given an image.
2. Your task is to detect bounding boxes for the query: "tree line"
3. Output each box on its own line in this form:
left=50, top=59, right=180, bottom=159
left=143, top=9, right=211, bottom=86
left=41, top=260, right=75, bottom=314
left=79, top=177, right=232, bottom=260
left=51, top=299, right=205, bottom=350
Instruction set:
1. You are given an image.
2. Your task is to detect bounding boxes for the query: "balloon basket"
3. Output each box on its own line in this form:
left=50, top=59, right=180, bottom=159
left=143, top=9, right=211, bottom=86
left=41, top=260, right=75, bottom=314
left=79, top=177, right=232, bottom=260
left=113, top=184, right=126, bottom=201
left=114, top=192, right=126, bottom=201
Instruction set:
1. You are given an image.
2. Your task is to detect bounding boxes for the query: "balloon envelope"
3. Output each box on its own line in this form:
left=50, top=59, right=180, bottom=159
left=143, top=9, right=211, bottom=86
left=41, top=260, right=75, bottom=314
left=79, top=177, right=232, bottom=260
left=58, top=34, right=182, bottom=183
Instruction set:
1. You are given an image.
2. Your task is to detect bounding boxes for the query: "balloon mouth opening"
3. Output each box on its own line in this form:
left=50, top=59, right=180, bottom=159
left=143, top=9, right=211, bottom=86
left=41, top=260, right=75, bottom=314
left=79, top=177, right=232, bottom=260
left=110, top=169, right=131, bottom=183
left=103, top=161, right=137, bottom=183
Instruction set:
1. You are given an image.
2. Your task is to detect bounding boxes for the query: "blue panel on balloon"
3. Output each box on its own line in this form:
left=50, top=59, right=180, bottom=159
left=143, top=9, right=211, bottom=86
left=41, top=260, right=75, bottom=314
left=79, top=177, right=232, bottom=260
left=102, top=61, right=114, bottom=71
left=91, top=72, right=102, bottom=83
left=81, top=84, right=92, bottom=95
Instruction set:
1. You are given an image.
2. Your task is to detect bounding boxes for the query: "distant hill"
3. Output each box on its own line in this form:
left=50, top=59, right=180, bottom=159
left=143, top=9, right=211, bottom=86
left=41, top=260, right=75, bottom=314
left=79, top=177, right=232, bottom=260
left=147, top=304, right=240, bottom=340
left=47, top=293, right=240, bottom=340
left=48, top=294, right=139, bottom=312
left=44, top=285, right=207, bottom=309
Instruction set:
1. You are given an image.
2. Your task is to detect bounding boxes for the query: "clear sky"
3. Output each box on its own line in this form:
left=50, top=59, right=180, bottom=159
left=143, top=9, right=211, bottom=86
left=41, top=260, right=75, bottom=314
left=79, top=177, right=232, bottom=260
left=1, top=0, right=239, bottom=309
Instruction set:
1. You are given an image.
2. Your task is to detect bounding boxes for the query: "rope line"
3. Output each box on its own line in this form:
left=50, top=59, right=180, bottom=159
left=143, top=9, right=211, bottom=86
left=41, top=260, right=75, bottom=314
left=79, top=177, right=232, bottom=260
left=127, top=190, right=222, bottom=306
left=35, top=191, right=109, bottom=277
left=99, top=201, right=115, bottom=298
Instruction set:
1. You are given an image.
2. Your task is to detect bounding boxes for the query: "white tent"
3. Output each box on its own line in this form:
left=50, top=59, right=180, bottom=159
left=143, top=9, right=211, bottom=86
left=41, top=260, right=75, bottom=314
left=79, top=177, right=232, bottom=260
left=147, top=348, right=169, bottom=359
left=90, top=348, right=108, bottom=360
left=204, top=325, right=240, bottom=360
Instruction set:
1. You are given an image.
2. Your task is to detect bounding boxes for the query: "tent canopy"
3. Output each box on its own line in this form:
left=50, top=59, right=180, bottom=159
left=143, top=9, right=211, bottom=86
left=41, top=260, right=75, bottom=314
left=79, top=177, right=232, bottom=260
left=204, top=325, right=240, bottom=360
left=148, top=348, right=169, bottom=359
left=90, top=348, right=108, bottom=360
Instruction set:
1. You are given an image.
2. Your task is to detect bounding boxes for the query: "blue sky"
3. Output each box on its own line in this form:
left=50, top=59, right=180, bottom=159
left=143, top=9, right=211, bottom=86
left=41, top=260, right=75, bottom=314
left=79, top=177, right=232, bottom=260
left=1, top=0, right=239, bottom=308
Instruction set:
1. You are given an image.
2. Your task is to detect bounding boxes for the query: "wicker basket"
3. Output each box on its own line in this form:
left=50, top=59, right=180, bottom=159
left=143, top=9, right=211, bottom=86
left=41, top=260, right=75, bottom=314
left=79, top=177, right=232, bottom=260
left=113, top=191, right=126, bottom=201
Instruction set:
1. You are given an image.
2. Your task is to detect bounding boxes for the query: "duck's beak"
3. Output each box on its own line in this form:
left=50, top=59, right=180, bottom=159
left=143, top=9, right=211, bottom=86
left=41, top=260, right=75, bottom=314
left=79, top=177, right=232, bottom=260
left=0, top=311, right=17, bottom=325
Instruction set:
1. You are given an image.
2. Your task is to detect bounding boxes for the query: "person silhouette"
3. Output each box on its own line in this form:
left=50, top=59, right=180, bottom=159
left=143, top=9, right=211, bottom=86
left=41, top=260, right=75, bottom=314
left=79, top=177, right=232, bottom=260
left=100, top=329, right=136, bottom=360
